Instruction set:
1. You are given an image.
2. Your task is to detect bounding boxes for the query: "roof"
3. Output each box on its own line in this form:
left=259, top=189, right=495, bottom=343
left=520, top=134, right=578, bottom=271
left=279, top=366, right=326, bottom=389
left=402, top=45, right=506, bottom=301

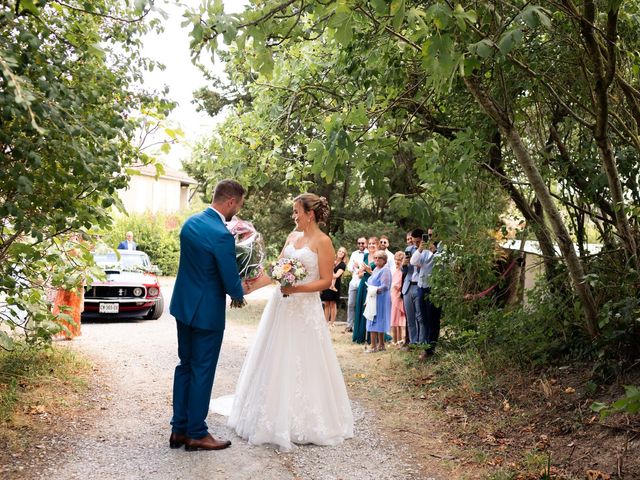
left=130, top=164, right=198, bottom=186
left=500, top=239, right=603, bottom=256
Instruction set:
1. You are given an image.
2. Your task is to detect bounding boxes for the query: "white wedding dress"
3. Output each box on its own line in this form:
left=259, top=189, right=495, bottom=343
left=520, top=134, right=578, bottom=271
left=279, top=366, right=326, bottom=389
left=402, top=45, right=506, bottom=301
left=225, top=240, right=354, bottom=451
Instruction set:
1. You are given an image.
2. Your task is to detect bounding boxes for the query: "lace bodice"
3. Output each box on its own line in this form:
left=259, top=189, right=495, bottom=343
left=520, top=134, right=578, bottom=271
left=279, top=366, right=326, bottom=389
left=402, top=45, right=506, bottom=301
left=282, top=243, right=319, bottom=286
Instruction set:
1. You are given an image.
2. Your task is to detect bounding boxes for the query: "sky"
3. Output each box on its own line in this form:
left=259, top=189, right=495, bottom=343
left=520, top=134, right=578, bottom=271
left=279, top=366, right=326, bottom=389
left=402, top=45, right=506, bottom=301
left=140, top=0, right=247, bottom=169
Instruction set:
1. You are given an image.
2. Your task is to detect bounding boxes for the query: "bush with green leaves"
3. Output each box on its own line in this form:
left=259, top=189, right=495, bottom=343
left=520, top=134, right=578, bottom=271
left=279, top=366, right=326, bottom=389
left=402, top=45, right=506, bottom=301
left=0, top=1, right=169, bottom=350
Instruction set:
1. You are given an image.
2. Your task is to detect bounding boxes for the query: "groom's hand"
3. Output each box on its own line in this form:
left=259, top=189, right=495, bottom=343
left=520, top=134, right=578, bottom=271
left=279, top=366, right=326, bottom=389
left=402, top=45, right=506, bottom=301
left=230, top=297, right=247, bottom=308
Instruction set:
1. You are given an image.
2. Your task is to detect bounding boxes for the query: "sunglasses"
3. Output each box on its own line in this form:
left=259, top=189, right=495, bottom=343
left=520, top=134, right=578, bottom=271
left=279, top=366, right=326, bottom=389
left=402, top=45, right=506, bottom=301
left=357, top=242, right=366, bottom=245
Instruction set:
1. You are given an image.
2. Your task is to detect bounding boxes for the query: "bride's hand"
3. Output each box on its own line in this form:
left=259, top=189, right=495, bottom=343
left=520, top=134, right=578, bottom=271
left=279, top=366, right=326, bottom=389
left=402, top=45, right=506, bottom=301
left=281, top=285, right=296, bottom=295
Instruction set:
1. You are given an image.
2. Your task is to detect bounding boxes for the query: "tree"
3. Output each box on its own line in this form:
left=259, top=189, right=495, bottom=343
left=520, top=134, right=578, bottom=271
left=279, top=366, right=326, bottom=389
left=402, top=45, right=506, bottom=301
left=183, top=0, right=640, bottom=342
left=0, top=0, right=171, bottom=349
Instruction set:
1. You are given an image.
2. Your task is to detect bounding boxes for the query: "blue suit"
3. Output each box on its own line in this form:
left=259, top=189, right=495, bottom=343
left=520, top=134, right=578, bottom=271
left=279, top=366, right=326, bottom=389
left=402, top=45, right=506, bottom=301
left=169, top=208, right=244, bottom=439
left=117, top=240, right=136, bottom=250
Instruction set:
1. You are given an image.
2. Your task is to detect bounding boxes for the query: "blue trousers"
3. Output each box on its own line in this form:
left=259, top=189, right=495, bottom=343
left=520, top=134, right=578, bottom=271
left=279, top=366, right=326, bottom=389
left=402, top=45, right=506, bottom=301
left=403, top=284, right=423, bottom=344
left=171, top=320, right=224, bottom=439
left=420, top=287, right=441, bottom=349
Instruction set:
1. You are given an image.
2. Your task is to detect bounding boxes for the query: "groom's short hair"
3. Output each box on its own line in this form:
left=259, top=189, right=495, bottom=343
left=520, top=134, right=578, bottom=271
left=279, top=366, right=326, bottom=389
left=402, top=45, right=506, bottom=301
left=213, top=179, right=246, bottom=203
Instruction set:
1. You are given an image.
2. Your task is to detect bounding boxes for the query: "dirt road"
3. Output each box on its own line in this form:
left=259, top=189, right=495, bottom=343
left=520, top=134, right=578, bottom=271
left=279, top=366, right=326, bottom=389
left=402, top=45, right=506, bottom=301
left=36, top=280, right=426, bottom=480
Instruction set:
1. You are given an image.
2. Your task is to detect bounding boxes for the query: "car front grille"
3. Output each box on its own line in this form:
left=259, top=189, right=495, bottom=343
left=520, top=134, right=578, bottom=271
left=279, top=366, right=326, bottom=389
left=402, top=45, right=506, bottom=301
left=85, top=286, right=144, bottom=299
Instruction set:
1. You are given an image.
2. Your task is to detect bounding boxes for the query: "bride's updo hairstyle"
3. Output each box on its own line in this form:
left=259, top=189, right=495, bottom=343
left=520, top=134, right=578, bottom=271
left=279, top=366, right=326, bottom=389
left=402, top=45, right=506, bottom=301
left=294, top=193, right=330, bottom=227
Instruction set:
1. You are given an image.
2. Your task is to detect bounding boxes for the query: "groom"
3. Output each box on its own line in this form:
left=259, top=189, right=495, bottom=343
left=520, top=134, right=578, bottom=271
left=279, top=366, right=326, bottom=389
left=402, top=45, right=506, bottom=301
left=169, top=179, right=248, bottom=451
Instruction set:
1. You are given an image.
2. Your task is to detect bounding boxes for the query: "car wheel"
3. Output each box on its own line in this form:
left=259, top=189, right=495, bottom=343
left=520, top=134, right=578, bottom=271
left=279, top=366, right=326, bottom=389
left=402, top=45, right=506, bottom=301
left=145, top=293, right=164, bottom=320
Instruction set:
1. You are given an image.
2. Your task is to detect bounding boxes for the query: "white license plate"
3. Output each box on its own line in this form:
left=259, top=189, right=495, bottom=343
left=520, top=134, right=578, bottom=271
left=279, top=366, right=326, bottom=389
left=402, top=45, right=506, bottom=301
left=99, top=303, right=119, bottom=314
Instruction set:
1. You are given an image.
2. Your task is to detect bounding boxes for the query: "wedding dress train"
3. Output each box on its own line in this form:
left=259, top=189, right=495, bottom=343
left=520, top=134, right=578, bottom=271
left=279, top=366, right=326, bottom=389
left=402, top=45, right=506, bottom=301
left=226, top=242, right=354, bottom=451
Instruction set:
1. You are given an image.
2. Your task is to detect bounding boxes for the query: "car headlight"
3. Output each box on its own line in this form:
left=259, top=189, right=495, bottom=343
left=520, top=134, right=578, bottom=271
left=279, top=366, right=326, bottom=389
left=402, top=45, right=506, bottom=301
left=147, top=287, right=159, bottom=297
left=133, top=287, right=143, bottom=297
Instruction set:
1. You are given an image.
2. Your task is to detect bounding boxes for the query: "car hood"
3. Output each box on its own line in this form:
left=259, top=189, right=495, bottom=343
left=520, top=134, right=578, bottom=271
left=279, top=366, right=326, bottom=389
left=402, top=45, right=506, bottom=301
left=93, top=270, right=158, bottom=285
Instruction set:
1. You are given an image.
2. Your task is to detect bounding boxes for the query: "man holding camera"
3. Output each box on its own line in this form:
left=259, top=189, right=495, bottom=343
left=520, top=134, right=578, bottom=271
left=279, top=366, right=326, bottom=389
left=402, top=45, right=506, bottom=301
left=412, top=228, right=442, bottom=359
left=402, top=228, right=425, bottom=345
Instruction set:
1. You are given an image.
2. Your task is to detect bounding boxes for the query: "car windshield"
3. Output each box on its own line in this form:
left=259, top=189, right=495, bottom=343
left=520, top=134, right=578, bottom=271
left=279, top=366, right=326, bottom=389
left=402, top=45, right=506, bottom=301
left=93, top=252, right=150, bottom=269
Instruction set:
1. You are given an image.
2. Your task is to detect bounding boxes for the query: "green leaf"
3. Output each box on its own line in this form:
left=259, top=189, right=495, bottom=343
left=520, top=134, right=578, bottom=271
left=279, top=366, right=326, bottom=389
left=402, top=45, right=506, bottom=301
left=0, top=331, right=14, bottom=350
left=426, top=3, right=452, bottom=30
left=87, top=43, right=106, bottom=60
left=370, top=0, right=388, bottom=15
left=498, top=28, right=523, bottom=56
left=517, top=5, right=552, bottom=29
left=335, top=22, right=353, bottom=46
left=470, top=38, right=495, bottom=58
left=391, top=0, right=406, bottom=30
left=19, top=0, right=39, bottom=14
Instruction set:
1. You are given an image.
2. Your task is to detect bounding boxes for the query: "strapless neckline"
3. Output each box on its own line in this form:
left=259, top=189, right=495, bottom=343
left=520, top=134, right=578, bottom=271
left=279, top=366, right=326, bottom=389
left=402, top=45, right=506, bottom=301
left=287, top=244, right=318, bottom=256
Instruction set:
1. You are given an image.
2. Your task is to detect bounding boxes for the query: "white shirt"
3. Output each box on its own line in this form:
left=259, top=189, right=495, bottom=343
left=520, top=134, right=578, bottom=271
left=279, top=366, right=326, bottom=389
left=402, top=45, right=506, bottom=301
left=346, top=249, right=366, bottom=289
left=126, top=241, right=134, bottom=251
left=209, top=206, right=226, bottom=224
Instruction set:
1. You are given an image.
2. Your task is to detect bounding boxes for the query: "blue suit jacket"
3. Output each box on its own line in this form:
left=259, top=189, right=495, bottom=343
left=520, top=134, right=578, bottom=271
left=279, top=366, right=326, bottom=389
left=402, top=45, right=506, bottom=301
left=117, top=240, right=137, bottom=250
left=401, top=245, right=417, bottom=295
left=169, top=208, right=244, bottom=331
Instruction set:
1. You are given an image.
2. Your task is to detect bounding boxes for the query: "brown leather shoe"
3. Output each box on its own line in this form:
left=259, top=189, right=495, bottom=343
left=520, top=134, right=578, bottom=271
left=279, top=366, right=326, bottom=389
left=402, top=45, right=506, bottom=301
left=169, top=432, right=188, bottom=449
left=185, top=433, right=231, bottom=451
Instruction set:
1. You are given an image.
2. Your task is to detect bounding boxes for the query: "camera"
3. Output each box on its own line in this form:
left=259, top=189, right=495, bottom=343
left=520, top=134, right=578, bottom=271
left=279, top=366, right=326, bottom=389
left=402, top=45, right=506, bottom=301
left=404, top=249, right=412, bottom=258
left=422, top=233, right=430, bottom=243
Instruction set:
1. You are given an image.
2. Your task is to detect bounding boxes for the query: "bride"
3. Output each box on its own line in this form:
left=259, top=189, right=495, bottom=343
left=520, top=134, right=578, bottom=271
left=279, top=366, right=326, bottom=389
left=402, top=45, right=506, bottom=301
left=227, top=193, right=354, bottom=451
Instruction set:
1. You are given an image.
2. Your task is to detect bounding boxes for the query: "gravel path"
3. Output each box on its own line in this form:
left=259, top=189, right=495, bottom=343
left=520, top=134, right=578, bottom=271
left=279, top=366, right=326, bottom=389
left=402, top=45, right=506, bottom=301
left=36, top=280, right=424, bottom=480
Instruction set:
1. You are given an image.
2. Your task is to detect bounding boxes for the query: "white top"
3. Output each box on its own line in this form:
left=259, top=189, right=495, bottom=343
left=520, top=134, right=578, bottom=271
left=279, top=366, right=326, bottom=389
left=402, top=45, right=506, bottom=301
left=346, top=249, right=366, bottom=289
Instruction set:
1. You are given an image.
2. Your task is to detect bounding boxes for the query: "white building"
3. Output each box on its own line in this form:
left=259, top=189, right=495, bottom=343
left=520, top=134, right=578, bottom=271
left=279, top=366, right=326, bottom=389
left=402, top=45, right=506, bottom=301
left=117, top=164, right=198, bottom=215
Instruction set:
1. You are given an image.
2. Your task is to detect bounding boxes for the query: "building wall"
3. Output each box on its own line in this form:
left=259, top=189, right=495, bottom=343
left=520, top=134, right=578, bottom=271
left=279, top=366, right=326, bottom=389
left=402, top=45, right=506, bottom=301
left=118, top=176, right=184, bottom=214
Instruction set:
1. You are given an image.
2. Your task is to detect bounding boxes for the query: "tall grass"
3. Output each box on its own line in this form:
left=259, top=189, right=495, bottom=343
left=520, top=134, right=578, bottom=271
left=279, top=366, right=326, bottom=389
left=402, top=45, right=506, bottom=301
left=0, top=345, right=89, bottom=423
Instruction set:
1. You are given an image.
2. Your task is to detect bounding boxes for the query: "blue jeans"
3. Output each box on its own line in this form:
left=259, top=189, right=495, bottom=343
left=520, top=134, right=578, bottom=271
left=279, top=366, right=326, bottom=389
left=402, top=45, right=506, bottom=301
left=403, top=284, right=423, bottom=344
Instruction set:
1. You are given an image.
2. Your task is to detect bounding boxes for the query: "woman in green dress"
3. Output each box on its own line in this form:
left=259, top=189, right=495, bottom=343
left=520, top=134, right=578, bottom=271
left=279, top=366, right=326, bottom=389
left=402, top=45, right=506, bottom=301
left=352, top=236, right=379, bottom=344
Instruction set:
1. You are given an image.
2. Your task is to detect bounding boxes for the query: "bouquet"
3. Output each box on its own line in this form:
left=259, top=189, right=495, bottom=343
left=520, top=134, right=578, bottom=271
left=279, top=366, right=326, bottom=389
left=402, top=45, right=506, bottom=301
left=226, top=216, right=266, bottom=281
left=268, top=257, right=307, bottom=297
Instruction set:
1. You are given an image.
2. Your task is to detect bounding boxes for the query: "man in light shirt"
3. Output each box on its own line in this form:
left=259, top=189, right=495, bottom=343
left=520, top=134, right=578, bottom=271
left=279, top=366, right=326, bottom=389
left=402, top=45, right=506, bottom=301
left=404, top=228, right=425, bottom=345
left=412, top=228, right=443, bottom=358
left=118, top=231, right=137, bottom=250
left=345, top=237, right=367, bottom=333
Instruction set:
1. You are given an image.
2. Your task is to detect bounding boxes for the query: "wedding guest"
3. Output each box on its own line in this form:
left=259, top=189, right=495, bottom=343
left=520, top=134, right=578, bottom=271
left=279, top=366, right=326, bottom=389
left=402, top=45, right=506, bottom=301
left=364, top=251, right=392, bottom=352
left=379, top=236, right=395, bottom=273
left=118, top=231, right=137, bottom=250
left=417, top=236, right=443, bottom=359
left=352, top=236, right=378, bottom=344
left=390, top=251, right=406, bottom=345
left=345, top=237, right=367, bottom=333
left=321, top=246, right=348, bottom=328
left=400, top=230, right=413, bottom=346
left=404, top=228, right=425, bottom=345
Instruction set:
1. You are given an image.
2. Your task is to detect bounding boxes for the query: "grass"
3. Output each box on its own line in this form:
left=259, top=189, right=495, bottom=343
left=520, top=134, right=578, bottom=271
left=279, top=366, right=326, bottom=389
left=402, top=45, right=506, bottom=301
left=0, top=344, right=91, bottom=450
left=226, top=299, right=268, bottom=326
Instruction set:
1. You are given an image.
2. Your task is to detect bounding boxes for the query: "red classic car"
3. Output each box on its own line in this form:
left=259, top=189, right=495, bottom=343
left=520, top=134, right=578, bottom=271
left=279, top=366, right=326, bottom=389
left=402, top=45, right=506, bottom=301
left=83, top=249, right=164, bottom=320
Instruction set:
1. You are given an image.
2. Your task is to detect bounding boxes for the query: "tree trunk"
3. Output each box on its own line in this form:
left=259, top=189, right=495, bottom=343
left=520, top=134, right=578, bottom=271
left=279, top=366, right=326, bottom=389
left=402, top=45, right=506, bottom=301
left=464, top=77, right=600, bottom=338
left=575, top=1, right=640, bottom=270
left=486, top=130, right=558, bottom=281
